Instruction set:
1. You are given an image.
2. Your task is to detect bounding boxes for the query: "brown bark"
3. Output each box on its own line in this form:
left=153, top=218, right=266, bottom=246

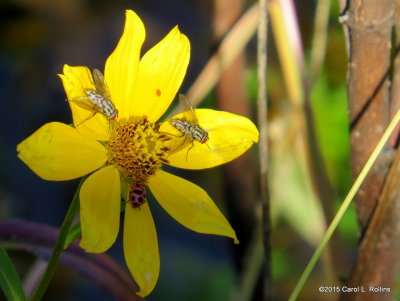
left=389, top=0, right=400, bottom=147
left=341, top=148, right=400, bottom=301
left=340, top=1, right=400, bottom=300
left=346, top=0, right=393, bottom=231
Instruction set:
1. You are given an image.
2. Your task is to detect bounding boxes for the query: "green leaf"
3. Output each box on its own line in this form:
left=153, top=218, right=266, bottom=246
left=64, top=223, right=81, bottom=249
left=0, top=246, right=27, bottom=301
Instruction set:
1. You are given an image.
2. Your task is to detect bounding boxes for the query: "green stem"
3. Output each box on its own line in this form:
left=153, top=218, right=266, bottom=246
left=30, top=177, right=85, bottom=301
left=288, top=108, right=400, bottom=301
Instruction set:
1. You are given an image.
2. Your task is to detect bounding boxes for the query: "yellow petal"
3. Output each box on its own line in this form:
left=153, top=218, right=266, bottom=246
left=58, top=65, right=110, bottom=141
left=105, top=10, right=145, bottom=119
left=134, top=26, right=190, bottom=122
left=149, top=170, right=238, bottom=243
left=162, top=109, right=259, bottom=169
left=17, top=122, right=108, bottom=181
left=59, top=65, right=93, bottom=100
left=123, top=202, right=159, bottom=297
left=79, top=165, right=121, bottom=253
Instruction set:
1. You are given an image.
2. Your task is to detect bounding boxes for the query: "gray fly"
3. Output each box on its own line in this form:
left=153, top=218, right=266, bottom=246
left=168, top=94, right=209, bottom=158
left=68, top=69, right=118, bottom=123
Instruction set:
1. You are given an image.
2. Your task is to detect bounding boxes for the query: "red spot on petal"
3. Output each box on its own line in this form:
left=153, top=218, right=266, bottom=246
left=156, top=89, right=161, bottom=97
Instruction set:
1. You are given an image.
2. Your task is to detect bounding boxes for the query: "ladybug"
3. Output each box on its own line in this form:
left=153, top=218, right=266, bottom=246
left=129, top=183, right=147, bottom=208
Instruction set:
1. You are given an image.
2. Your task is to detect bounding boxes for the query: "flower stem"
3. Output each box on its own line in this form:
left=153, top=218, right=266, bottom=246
left=29, top=177, right=85, bottom=301
left=288, top=107, right=400, bottom=301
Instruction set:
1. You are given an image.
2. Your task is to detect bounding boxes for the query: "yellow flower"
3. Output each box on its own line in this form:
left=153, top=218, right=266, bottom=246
left=17, top=10, right=259, bottom=297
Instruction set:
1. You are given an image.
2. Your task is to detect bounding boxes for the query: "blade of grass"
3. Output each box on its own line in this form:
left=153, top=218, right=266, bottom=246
left=288, top=107, right=400, bottom=301
left=0, top=246, right=27, bottom=301
left=269, top=0, right=303, bottom=106
left=269, top=2, right=337, bottom=273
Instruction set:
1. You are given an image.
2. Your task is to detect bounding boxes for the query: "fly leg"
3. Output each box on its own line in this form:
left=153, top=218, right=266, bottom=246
left=108, top=119, right=119, bottom=135
left=185, top=141, right=195, bottom=161
left=75, top=111, right=97, bottom=127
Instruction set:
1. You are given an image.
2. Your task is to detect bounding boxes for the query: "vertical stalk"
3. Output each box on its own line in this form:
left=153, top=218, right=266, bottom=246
left=257, top=0, right=271, bottom=300
left=340, top=1, right=400, bottom=300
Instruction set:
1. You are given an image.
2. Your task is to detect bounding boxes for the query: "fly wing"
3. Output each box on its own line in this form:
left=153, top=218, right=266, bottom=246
left=92, top=69, right=112, bottom=100
left=68, top=96, right=99, bottom=113
left=179, top=94, right=199, bottom=125
left=166, top=134, right=193, bottom=155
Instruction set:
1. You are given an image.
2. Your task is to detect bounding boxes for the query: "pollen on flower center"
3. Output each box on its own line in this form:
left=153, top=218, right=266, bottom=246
left=106, top=116, right=170, bottom=184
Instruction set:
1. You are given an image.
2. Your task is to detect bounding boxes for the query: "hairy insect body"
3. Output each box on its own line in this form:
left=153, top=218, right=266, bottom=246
left=84, top=89, right=118, bottom=120
left=170, top=119, right=208, bottom=144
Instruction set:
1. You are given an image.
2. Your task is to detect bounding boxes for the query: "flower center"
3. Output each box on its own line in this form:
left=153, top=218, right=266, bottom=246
left=106, top=117, right=170, bottom=184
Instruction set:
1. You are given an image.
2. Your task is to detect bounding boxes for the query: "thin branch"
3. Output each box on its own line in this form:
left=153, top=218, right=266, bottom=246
left=257, top=0, right=271, bottom=300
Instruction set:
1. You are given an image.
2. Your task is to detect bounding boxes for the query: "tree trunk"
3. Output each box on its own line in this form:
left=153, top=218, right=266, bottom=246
left=340, top=0, right=400, bottom=300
